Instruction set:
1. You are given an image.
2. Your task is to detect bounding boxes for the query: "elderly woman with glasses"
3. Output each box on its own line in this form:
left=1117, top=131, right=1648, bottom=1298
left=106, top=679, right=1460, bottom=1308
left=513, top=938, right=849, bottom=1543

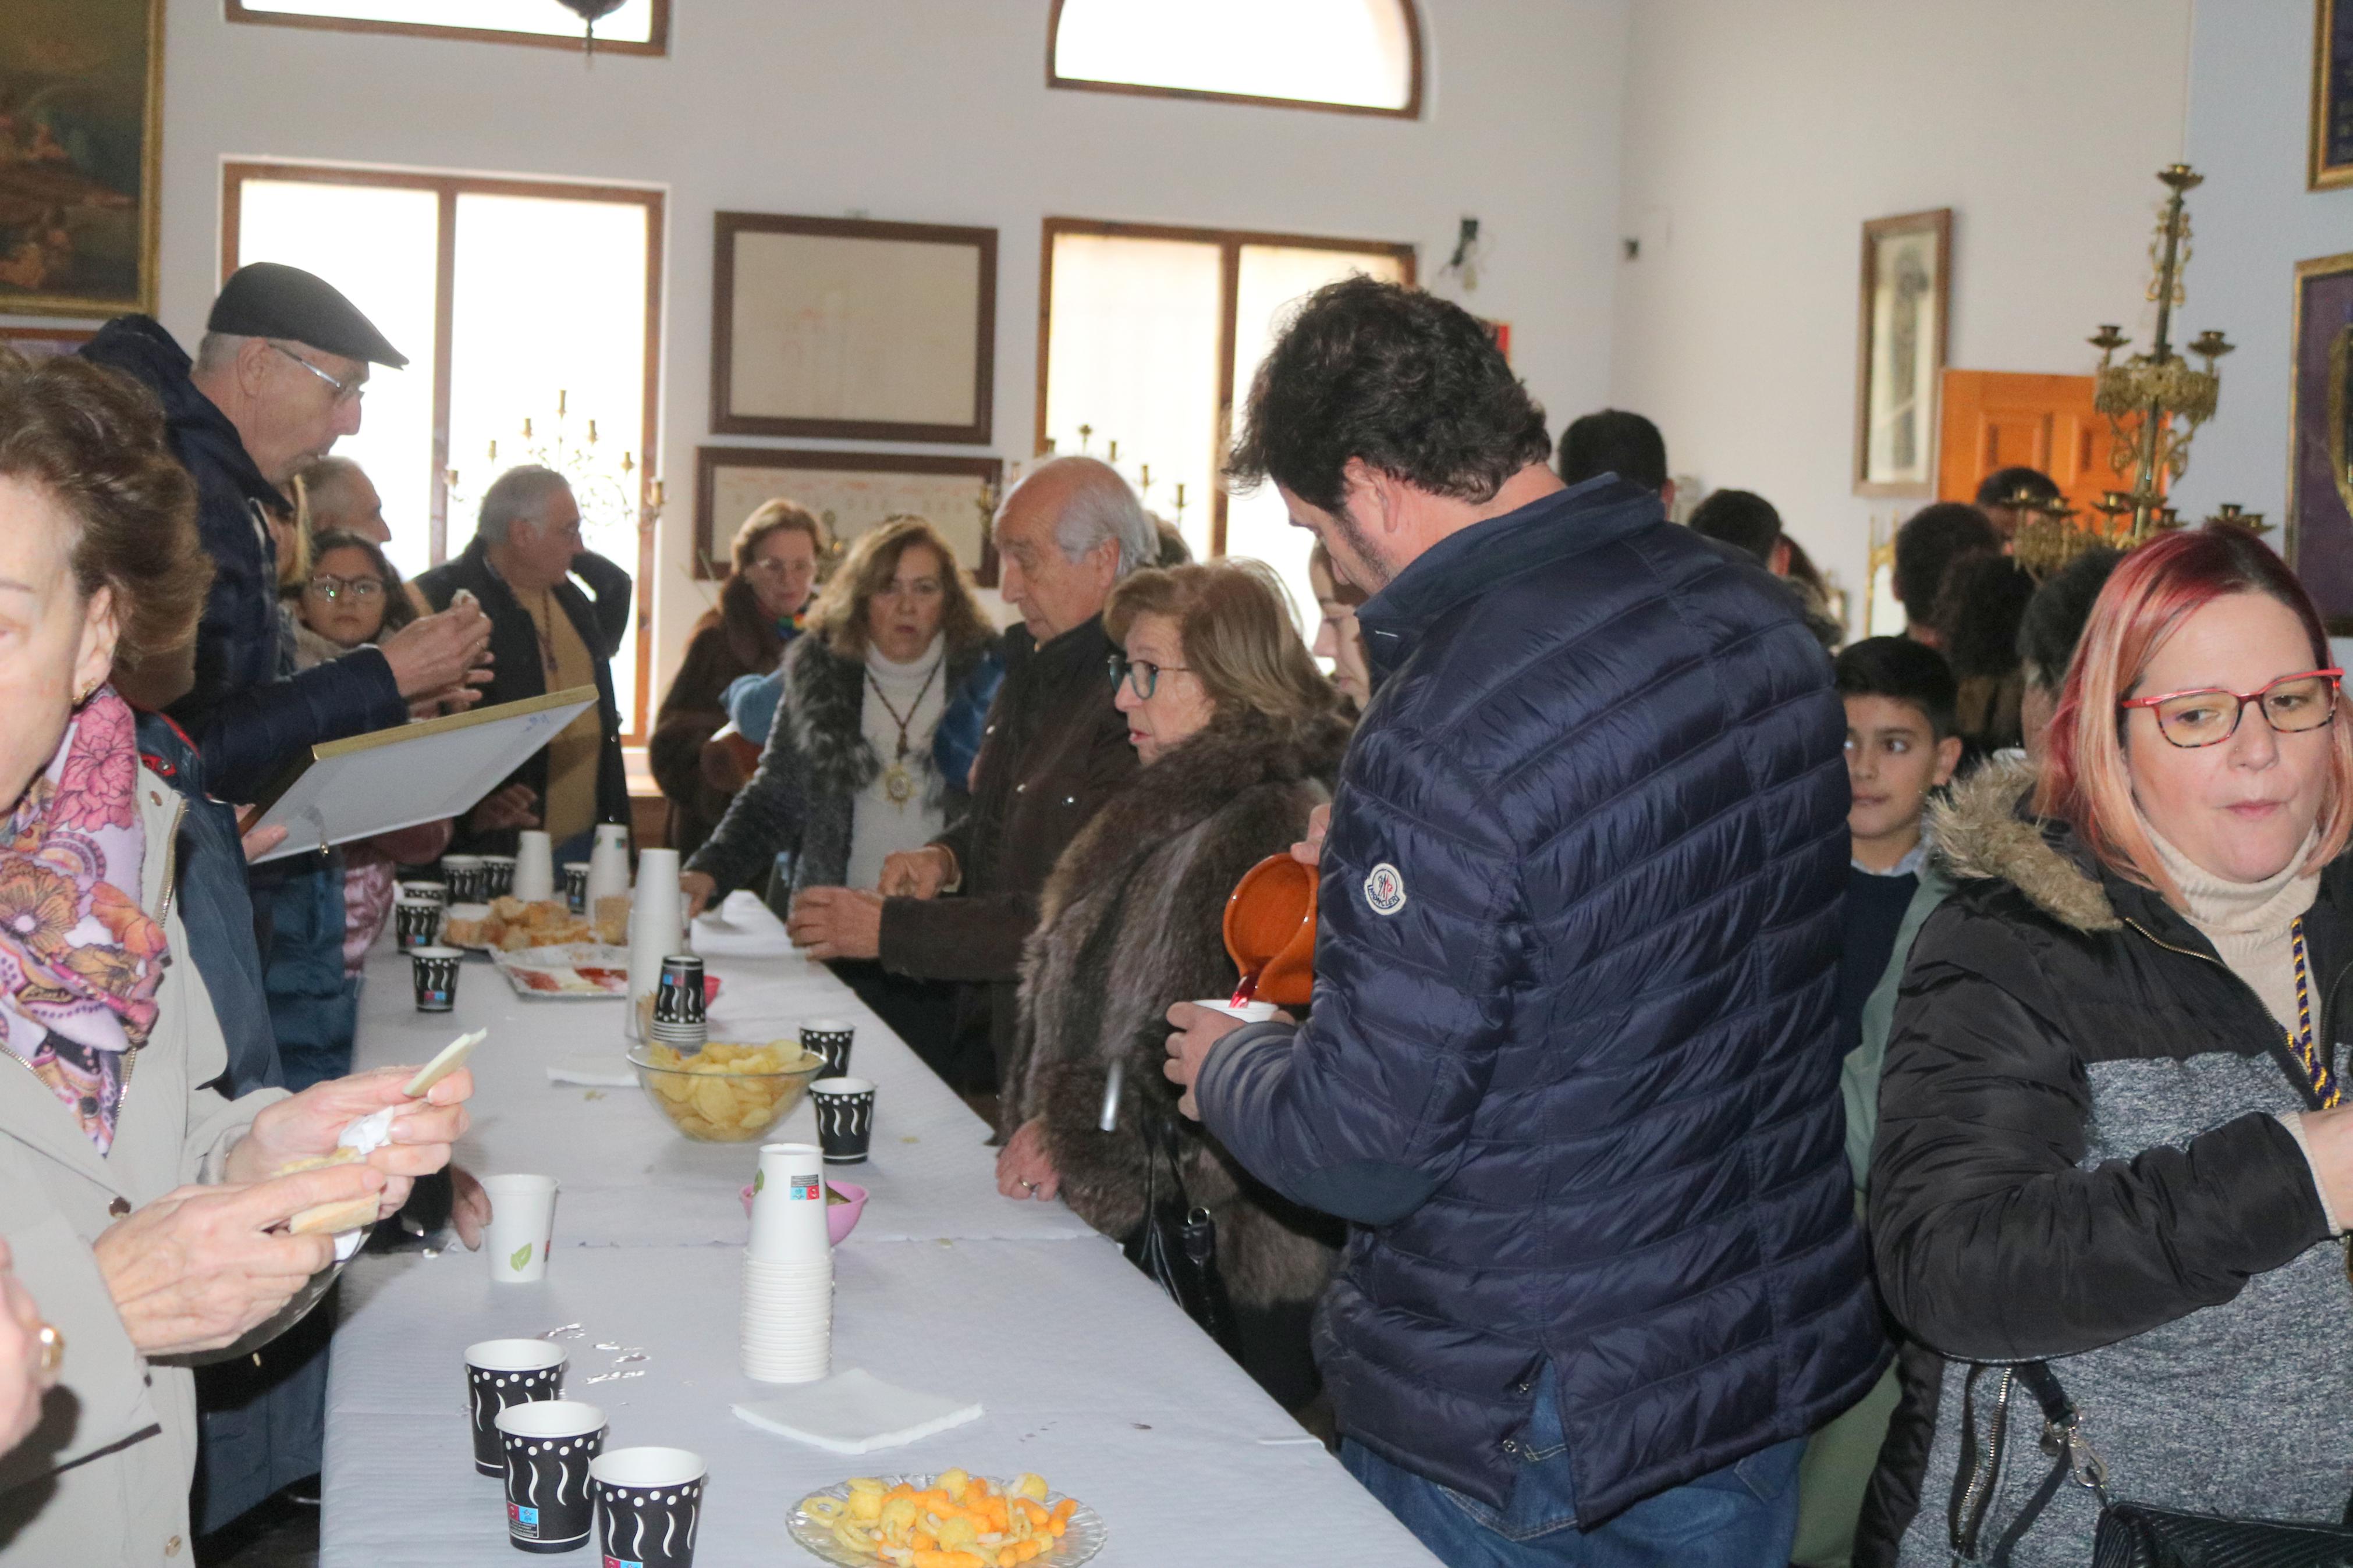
left=651, top=500, right=831, bottom=859
left=994, top=559, right=1351, bottom=1414
left=1872, top=525, right=2353, bottom=1566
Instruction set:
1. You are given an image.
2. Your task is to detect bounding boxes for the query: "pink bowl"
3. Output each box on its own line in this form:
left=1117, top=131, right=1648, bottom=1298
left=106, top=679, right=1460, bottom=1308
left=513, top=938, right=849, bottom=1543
left=741, top=1178, right=865, bottom=1246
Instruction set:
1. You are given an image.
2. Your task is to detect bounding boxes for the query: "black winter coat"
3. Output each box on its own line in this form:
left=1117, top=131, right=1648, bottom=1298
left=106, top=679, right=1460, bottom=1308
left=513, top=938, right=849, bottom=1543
left=83, top=318, right=407, bottom=802
left=1197, top=478, right=1885, bottom=1523
left=1872, top=773, right=2351, bottom=1565
left=412, top=538, right=633, bottom=855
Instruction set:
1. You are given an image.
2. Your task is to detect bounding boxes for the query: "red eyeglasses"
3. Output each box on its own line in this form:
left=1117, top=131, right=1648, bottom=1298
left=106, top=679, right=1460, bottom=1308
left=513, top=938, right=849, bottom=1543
left=2118, top=667, right=2344, bottom=748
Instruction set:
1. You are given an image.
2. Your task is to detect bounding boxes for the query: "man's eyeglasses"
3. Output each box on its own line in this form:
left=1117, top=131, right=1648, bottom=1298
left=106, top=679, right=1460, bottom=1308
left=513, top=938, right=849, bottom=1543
left=304, top=573, right=385, bottom=603
left=272, top=343, right=366, bottom=406
left=2118, top=667, right=2344, bottom=748
left=1108, top=652, right=1189, bottom=699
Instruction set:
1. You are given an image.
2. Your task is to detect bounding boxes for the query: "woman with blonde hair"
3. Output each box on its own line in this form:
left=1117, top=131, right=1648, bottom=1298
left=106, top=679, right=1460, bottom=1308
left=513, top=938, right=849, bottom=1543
left=996, top=558, right=1351, bottom=1413
left=681, top=517, right=999, bottom=1063
left=651, top=499, right=831, bottom=858
left=1873, top=525, right=2353, bottom=1565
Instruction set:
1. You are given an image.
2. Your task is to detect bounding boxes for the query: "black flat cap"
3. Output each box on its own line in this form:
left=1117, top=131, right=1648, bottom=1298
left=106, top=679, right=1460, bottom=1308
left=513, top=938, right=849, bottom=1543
left=207, top=262, right=408, bottom=368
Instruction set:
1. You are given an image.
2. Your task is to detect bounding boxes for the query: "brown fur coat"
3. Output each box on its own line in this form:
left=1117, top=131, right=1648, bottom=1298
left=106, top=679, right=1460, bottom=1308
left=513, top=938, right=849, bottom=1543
left=1005, top=709, right=1351, bottom=1309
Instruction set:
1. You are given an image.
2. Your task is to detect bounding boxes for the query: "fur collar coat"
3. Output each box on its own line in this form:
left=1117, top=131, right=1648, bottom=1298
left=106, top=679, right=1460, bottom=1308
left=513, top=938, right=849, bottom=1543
left=686, top=629, right=996, bottom=899
left=1005, top=707, right=1353, bottom=1309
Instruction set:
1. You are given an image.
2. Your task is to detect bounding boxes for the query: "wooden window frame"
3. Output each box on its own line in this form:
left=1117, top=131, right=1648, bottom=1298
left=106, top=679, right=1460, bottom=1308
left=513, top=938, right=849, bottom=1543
left=1045, top=0, right=1422, bottom=120
left=221, top=161, right=665, bottom=742
left=1037, top=218, right=1414, bottom=556
left=224, top=0, right=669, bottom=56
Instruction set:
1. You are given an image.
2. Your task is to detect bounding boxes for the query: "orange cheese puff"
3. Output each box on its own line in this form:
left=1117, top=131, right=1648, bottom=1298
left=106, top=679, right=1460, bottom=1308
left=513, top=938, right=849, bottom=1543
left=911, top=1532, right=936, bottom=1552
left=1049, top=1498, right=1078, bottom=1525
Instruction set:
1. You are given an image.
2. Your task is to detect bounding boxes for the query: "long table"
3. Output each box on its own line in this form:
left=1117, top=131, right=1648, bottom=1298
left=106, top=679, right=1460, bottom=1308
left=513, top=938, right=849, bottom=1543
left=321, top=894, right=1441, bottom=1566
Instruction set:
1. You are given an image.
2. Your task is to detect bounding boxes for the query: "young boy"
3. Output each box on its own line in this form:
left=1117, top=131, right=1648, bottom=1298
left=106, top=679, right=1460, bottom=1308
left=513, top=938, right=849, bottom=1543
left=1834, top=635, right=1962, bottom=1059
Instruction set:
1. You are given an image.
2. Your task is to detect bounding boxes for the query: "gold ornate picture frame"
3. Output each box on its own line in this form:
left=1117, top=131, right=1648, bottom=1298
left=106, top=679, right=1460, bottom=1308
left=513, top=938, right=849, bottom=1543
left=1853, top=208, right=1952, bottom=498
left=2287, top=252, right=2353, bottom=619
left=2314, top=0, right=2353, bottom=190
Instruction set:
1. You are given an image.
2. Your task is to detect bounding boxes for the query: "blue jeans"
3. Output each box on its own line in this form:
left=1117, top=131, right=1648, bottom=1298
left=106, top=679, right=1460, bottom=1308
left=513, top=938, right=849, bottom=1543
left=1343, top=1386, right=1805, bottom=1568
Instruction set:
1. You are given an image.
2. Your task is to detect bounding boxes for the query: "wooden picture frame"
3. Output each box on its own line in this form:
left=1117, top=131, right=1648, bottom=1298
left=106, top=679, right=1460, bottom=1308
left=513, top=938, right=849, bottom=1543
left=0, top=325, right=97, bottom=359
left=224, top=0, right=669, bottom=56
left=2287, top=253, right=2353, bottom=619
left=0, top=0, right=163, bottom=318
left=2314, top=0, right=2353, bottom=191
left=694, top=447, right=1003, bottom=588
left=711, top=214, right=996, bottom=446
left=1853, top=208, right=1953, bottom=499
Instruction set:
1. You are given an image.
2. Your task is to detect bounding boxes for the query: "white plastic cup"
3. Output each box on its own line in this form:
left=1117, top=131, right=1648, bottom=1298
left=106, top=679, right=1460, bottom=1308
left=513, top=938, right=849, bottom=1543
left=585, top=824, right=632, bottom=912
left=512, top=830, right=556, bottom=903
left=627, top=850, right=683, bottom=1042
left=1192, top=998, right=1279, bottom=1023
left=483, top=1174, right=560, bottom=1283
left=747, top=1143, right=831, bottom=1264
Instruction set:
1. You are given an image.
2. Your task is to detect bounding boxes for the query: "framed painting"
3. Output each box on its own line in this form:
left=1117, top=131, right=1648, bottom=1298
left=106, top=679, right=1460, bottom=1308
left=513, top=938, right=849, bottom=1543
left=694, top=447, right=1003, bottom=586
left=2288, top=253, right=2353, bottom=621
left=0, top=0, right=162, bottom=318
left=712, top=214, right=996, bottom=445
left=0, top=324, right=95, bottom=359
left=1853, top=208, right=1952, bottom=498
left=2313, top=0, right=2353, bottom=190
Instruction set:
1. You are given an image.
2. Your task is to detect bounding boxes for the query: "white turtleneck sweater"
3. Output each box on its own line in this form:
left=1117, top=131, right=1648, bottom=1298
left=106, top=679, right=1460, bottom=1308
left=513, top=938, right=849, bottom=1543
left=2148, top=826, right=2342, bottom=1231
left=845, top=634, right=949, bottom=894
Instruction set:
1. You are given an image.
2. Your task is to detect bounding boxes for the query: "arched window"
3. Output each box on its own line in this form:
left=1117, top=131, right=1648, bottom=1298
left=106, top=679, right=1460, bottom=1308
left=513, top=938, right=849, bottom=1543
left=1049, top=0, right=1421, bottom=119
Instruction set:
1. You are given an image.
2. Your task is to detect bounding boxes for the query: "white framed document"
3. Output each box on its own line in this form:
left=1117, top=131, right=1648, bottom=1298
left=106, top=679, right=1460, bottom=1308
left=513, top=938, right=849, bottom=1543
left=240, top=687, right=598, bottom=863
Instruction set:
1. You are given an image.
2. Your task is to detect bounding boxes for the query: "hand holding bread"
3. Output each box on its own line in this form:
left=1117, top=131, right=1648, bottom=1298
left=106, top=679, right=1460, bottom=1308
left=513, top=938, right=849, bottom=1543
left=223, top=1063, right=476, bottom=1215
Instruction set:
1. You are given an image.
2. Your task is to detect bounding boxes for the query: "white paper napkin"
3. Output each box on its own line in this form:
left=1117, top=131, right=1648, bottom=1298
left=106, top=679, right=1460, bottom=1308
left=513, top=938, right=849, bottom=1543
left=545, top=1057, right=639, bottom=1089
left=690, top=892, right=796, bottom=958
left=732, top=1368, right=983, bottom=1453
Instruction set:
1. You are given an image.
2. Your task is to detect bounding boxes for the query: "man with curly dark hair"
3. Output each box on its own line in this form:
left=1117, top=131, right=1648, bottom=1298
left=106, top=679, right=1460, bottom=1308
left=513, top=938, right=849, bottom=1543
left=1164, top=278, right=1883, bottom=1567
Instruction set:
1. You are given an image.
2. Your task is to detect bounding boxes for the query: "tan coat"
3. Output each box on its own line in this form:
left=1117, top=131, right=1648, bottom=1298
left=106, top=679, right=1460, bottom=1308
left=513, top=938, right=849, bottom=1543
left=0, top=766, right=283, bottom=1566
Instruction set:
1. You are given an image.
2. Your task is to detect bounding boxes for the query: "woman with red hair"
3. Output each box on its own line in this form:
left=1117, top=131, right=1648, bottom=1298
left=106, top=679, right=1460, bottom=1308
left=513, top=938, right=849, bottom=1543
left=1871, top=525, right=2353, bottom=1566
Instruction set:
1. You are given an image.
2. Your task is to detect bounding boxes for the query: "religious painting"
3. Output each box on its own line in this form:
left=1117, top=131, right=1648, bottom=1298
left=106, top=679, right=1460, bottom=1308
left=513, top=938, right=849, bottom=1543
left=0, top=0, right=162, bottom=318
left=711, top=214, right=996, bottom=446
left=694, top=447, right=1003, bottom=587
left=2288, top=253, right=2353, bottom=621
left=1853, top=208, right=1951, bottom=499
left=2313, top=0, right=2353, bottom=190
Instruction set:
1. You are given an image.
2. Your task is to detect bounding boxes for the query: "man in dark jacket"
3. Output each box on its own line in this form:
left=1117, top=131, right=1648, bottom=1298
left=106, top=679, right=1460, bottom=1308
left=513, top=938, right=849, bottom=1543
left=1165, top=279, right=1884, bottom=1566
left=414, top=465, right=634, bottom=860
left=80, top=262, right=491, bottom=804
left=786, top=457, right=1152, bottom=1092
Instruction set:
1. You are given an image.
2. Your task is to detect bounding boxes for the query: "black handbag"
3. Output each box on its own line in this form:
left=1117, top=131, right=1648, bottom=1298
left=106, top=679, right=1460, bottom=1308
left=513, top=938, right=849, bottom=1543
left=1949, top=1359, right=2353, bottom=1567
left=1120, top=1109, right=1242, bottom=1358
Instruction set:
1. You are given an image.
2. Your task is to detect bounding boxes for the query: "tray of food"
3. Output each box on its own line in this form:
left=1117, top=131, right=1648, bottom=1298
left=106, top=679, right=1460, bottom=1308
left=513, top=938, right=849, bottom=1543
left=789, top=1470, right=1102, bottom=1567
left=488, top=942, right=632, bottom=998
left=444, top=895, right=625, bottom=953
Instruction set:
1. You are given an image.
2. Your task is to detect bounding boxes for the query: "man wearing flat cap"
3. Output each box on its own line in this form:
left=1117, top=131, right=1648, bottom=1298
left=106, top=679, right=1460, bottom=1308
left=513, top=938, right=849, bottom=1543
left=81, top=262, right=491, bottom=803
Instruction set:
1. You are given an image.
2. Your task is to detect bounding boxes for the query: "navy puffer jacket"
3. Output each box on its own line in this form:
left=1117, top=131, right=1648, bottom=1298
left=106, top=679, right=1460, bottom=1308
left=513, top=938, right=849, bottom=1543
left=1196, top=478, right=1884, bottom=1524
left=83, top=317, right=408, bottom=802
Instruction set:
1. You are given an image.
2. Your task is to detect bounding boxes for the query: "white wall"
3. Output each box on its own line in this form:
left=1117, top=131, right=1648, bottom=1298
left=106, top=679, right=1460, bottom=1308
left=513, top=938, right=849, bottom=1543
left=1609, top=0, right=2194, bottom=630
left=123, top=0, right=1628, bottom=702
left=2173, top=0, right=2353, bottom=536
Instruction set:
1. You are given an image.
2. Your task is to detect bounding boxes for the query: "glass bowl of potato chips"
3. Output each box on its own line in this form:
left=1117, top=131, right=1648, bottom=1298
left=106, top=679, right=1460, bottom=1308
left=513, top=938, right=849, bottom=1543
left=626, top=1040, right=826, bottom=1142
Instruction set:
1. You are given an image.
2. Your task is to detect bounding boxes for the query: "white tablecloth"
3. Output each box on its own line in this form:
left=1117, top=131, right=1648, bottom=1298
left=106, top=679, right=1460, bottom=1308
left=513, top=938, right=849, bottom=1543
left=350, top=901, right=1094, bottom=1246
left=328, top=897, right=1438, bottom=1566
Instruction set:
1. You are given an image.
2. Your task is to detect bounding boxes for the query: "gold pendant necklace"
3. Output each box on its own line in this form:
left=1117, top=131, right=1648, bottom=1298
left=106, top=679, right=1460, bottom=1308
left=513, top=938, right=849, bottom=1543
left=867, top=657, right=943, bottom=813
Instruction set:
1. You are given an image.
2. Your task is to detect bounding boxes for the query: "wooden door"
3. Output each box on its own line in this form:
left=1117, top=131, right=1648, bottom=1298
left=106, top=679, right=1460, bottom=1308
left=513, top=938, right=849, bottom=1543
left=1937, top=369, right=2116, bottom=514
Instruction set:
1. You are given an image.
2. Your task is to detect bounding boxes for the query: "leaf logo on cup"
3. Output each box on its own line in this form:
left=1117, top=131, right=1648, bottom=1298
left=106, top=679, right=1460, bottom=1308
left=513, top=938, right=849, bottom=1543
left=510, top=1243, right=534, bottom=1272
left=754, top=1169, right=765, bottom=1194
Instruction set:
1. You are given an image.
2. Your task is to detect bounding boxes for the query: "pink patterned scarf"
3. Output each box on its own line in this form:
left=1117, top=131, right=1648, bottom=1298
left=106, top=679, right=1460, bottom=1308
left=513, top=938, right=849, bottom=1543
left=0, top=688, right=169, bottom=1153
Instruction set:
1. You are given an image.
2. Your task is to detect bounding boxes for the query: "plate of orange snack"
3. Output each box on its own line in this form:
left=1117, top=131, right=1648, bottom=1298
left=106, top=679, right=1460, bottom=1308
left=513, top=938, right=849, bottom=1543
left=788, top=1469, right=1102, bottom=1567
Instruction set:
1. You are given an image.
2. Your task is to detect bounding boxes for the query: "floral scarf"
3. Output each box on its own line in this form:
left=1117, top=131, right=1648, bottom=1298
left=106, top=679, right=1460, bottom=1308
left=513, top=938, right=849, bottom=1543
left=0, top=688, right=168, bottom=1153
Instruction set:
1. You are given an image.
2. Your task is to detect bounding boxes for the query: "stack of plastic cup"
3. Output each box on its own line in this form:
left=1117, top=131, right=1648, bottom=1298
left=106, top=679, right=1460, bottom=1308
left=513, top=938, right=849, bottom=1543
left=512, top=829, right=556, bottom=903
left=741, top=1142, right=831, bottom=1383
left=627, top=849, right=683, bottom=1042
left=585, top=824, right=632, bottom=911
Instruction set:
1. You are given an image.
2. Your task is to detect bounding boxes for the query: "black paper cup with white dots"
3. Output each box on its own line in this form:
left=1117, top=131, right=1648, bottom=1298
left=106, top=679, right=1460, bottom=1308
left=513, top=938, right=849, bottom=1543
left=798, top=1019, right=855, bottom=1079
left=496, top=1399, right=606, bottom=1553
left=464, top=1339, right=565, bottom=1477
left=809, top=1076, right=875, bottom=1164
left=592, top=1446, right=706, bottom=1568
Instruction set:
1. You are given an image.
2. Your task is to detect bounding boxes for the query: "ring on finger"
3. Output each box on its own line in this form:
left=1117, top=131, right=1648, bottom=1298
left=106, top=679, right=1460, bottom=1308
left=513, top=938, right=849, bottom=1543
left=1019, top=1179, right=1038, bottom=1194
left=34, top=1322, right=61, bottom=1375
